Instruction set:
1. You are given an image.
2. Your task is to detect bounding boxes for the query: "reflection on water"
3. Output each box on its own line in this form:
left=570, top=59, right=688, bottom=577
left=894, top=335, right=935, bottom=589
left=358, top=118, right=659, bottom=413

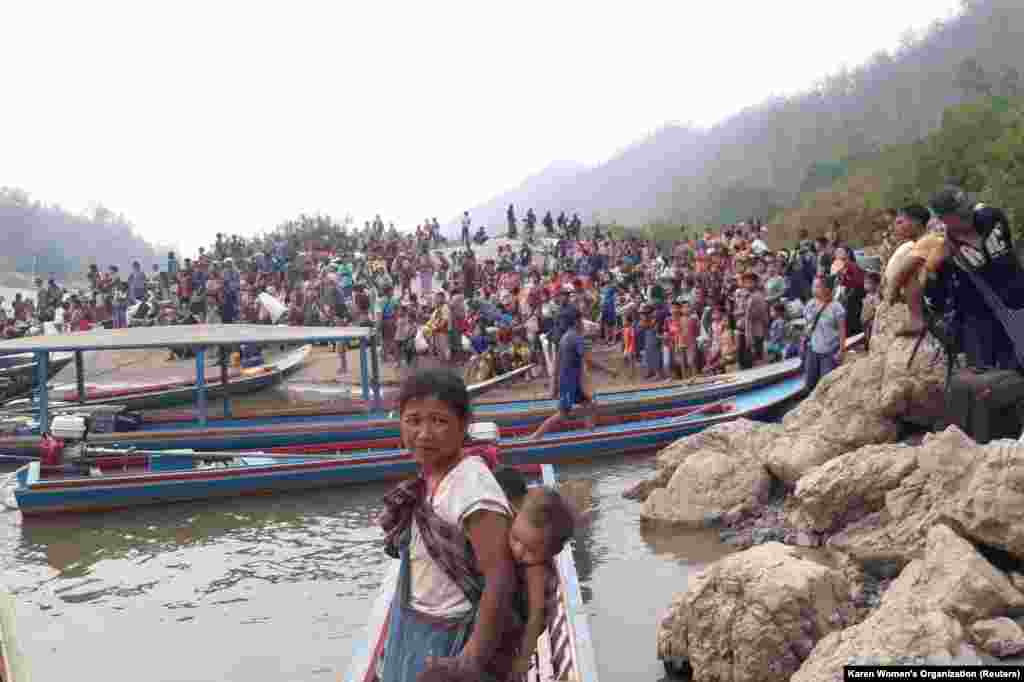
left=1, top=482, right=395, bottom=682
left=0, top=452, right=734, bottom=681
left=553, top=455, right=734, bottom=681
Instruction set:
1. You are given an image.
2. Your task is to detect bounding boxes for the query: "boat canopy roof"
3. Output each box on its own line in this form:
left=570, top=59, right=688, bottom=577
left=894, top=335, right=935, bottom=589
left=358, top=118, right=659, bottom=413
left=0, top=324, right=373, bottom=353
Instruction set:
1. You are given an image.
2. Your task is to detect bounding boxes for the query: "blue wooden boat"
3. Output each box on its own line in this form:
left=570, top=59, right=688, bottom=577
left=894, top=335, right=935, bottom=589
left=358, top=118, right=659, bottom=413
left=3, top=345, right=310, bottom=413
left=0, top=358, right=802, bottom=462
left=9, top=375, right=804, bottom=516
left=343, top=463, right=598, bottom=682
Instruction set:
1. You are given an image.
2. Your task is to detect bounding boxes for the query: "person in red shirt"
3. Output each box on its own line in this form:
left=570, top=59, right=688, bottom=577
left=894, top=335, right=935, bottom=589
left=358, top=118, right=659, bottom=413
left=177, top=259, right=194, bottom=308
left=678, top=300, right=701, bottom=378
left=12, top=294, right=27, bottom=322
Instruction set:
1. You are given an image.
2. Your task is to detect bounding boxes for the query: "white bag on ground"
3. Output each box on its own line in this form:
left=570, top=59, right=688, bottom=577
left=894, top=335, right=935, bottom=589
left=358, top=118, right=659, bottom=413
left=415, top=328, right=429, bottom=353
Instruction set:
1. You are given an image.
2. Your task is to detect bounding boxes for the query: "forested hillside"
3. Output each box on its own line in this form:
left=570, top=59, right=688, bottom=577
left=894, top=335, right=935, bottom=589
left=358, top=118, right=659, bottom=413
left=461, top=0, right=1024, bottom=233
left=771, top=93, right=1024, bottom=246
left=0, top=187, right=166, bottom=278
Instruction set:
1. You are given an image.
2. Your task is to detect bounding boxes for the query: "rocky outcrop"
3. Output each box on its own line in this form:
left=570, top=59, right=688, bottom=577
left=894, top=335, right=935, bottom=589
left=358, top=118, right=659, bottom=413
left=628, top=303, right=946, bottom=512
left=941, top=438, right=1024, bottom=560
left=815, top=427, right=1024, bottom=564
left=762, top=300, right=945, bottom=484
left=786, top=442, right=919, bottom=533
left=624, top=419, right=765, bottom=503
left=657, top=542, right=856, bottom=682
left=792, top=524, right=1024, bottom=681
left=641, top=421, right=773, bottom=526
left=970, top=618, right=1024, bottom=658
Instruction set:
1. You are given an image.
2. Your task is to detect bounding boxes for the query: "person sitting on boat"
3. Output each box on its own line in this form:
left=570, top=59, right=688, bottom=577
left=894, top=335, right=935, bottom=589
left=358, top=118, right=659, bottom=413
left=378, top=369, right=521, bottom=682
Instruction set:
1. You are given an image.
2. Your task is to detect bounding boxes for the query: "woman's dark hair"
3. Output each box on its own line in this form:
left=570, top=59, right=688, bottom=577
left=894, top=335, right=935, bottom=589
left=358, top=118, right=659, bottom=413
left=899, top=204, right=931, bottom=227
left=493, top=466, right=528, bottom=503
left=398, top=369, right=471, bottom=420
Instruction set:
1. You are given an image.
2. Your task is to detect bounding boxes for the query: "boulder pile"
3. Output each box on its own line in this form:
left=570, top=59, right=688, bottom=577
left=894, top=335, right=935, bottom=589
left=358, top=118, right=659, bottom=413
left=632, top=301, right=1024, bottom=679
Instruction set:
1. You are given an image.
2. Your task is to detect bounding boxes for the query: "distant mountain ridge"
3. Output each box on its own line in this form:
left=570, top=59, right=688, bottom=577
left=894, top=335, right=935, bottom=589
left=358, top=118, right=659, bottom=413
left=455, top=125, right=705, bottom=234
left=453, top=0, right=1024, bottom=233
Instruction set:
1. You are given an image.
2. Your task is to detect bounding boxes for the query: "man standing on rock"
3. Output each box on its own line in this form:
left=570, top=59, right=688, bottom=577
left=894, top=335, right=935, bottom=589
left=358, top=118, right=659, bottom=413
left=803, top=275, right=846, bottom=393
left=923, top=186, right=1024, bottom=443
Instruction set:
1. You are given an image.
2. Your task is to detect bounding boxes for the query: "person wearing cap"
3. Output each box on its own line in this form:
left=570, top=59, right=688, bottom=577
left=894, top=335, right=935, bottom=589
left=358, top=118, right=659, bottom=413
left=923, top=186, right=1024, bottom=442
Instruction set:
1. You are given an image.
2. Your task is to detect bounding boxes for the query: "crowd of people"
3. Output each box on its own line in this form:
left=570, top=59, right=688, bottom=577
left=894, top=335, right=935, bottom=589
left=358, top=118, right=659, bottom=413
left=2, top=208, right=882, bottom=393
left=375, top=186, right=1024, bottom=682
left=6, top=186, right=1020, bottom=428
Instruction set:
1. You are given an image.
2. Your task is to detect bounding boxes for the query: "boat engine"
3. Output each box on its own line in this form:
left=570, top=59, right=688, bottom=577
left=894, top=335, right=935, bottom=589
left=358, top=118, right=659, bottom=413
left=44, top=415, right=88, bottom=465
left=465, top=422, right=500, bottom=468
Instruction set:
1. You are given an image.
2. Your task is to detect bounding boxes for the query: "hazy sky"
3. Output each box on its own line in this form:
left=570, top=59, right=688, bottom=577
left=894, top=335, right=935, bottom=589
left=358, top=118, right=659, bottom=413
left=3, top=0, right=961, bottom=254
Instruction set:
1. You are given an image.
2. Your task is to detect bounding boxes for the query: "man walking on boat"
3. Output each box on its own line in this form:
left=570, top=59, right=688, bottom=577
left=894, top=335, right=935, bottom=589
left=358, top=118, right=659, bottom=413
left=530, top=306, right=615, bottom=440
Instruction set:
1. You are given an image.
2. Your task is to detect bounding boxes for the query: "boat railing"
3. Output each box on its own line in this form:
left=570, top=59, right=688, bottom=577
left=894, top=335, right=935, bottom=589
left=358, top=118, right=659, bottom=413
left=0, top=590, right=30, bottom=682
left=538, top=464, right=599, bottom=682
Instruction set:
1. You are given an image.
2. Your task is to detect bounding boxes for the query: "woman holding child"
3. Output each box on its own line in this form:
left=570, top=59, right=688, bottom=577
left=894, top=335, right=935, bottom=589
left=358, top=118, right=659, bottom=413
left=377, top=369, right=573, bottom=682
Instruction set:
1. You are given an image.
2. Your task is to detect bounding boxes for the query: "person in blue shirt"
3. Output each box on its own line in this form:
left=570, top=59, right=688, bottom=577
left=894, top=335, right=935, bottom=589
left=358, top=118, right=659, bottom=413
left=529, top=307, right=616, bottom=440
left=600, top=280, right=617, bottom=345
left=222, top=258, right=241, bottom=323
left=470, top=322, right=489, bottom=355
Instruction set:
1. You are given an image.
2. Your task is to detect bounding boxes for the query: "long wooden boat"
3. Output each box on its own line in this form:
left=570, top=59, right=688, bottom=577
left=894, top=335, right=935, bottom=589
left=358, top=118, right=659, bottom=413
left=343, top=463, right=598, bottom=682
left=0, top=357, right=802, bottom=462
left=10, top=375, right=803, bottom=516
left=0, top=590, right=29, bottom=682
left=0, top=352, right=74, bottom=404
left=3, top=345, right=310, bottom=413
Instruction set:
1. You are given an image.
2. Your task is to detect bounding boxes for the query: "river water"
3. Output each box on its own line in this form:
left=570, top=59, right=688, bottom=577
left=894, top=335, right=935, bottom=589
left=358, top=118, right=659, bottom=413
left=0, top=453, right=732, bottom=682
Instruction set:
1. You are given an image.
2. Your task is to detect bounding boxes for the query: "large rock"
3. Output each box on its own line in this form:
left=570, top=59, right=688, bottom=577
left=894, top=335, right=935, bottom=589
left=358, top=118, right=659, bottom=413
left=792, top=524, right=1024, bottom=681
left=970, top=618, right=1024, bottom=658
left=787, top=442, right=919, bottom=533
left=870, top=300, right=949, bottom=422
left=762, top=354, right=900, bottom=484
left=642, top=425, right=774, bottom=526
left=763, top=301, right=945, bottom=484
left=623, top=419, right=765, bottom=502
left=824, top=428, right=1024, bottom=564
left=657, top=542, right=855, bottom=682
left=824, top=427, right=976, bottom=562
left=941, top=438, right=1024, bottom=560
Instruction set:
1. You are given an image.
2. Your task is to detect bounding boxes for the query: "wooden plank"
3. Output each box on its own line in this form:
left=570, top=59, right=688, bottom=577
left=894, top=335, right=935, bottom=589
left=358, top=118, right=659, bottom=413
left=0, top=590, right=30, bottom=682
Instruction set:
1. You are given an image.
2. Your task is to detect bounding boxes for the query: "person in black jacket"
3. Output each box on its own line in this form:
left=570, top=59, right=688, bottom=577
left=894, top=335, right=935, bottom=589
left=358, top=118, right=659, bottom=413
left=923, top=186, right=1024, bottom=442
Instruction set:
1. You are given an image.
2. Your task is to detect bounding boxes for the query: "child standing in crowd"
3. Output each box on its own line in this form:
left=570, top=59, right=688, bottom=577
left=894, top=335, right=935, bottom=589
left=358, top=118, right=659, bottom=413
left=765, top=303, right=788, bottom=362
left=677, top=301, right=699, bottom=378
left=394, top=304, right=417, bottom=369
left=861, top=271, right=881, bottom=351
left=621, top=312, right=637, bottom=378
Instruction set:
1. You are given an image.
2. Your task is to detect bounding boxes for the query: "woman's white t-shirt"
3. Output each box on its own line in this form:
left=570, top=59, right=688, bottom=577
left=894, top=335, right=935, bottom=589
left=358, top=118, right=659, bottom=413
left=408, top=456, right=511, bottom=617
